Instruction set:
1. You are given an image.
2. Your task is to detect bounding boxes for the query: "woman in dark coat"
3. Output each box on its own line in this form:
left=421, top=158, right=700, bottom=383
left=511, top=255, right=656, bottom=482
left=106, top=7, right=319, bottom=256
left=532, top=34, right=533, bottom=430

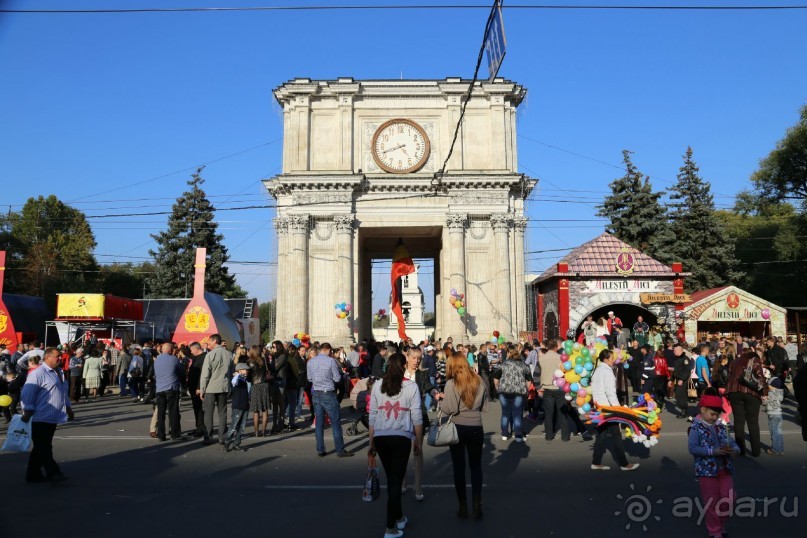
left=726, top=350, right=769, bottom=457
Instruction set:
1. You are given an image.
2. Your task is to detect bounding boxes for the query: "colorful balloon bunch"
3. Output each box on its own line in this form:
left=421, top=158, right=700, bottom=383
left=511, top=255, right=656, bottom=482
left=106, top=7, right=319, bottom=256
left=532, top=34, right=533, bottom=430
left=586, top=393, right=663, bottom=448
left=374, top=308, right=388, bottom=321
left=552, top=338, right=599, bottom=411
left=334, top=302, right=352, bottom=319
left=291, top=332, right=310, bottom=347
left=489, top=330, right=504, bottom=344
left=448, top=288, right=466, bottom=316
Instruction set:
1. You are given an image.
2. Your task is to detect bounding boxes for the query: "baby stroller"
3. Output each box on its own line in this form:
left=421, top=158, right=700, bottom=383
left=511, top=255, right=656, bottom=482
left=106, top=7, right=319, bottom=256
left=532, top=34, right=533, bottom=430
left=347, top=389, right=370, bottom=436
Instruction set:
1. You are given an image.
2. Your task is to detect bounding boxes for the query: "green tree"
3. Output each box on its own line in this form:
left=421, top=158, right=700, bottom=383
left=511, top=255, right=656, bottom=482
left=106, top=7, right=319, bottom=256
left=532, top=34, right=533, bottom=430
left=259, top=300, right=276, bottom=341
left=596, top=150, right=672, bottom=258
left=751, top=105, right=807, bottom=201
left=148, top=168, right=245, bottom=298
left=665, top=147, right=742, bottom=291
left=4, top=195, right=99, bottom=298
left=100, top=262, right=155, bottom=298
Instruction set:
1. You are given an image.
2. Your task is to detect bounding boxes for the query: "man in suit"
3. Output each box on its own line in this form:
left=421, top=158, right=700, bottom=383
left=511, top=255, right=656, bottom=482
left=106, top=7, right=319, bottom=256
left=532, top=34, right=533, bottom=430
left=187, top=342, right=206, bottom=437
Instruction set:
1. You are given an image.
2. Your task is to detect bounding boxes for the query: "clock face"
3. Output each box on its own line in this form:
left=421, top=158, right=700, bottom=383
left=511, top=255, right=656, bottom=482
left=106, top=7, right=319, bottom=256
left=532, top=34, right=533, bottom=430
left=371, top=119, right=430, bottom=174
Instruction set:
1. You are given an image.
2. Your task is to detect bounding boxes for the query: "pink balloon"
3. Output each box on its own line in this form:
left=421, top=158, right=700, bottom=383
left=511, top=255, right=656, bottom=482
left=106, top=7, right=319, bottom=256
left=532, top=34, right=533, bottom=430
left=761, top=308, right=771, bottom=320
left=577, top=388, right=587, bottom=398
left=562, top=383, right=572, bottom=393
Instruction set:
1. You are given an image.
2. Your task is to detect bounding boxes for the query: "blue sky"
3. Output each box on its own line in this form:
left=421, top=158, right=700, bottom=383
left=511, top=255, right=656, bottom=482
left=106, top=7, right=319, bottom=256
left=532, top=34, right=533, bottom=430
left=2, top=1, right=806, bottom=309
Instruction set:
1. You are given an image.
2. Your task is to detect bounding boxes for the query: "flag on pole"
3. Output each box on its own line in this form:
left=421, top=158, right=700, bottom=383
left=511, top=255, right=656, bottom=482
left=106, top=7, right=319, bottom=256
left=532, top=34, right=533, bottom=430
left=390, top=239, right=415, bottom=341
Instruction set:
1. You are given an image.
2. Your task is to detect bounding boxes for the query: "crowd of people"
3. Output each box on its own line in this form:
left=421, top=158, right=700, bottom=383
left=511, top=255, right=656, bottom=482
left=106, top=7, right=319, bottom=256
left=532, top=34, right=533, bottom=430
left=2, top=319, right=807, bottom=538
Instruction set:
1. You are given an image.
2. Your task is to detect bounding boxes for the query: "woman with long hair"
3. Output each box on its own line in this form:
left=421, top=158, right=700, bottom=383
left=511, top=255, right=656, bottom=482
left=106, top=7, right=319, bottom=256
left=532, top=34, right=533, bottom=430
left=440, top=352, right=489, bottom=520
left=368, top=352, right=423, bottom=538
left=711, top=351, right=733, bottom=425
left=248, top=345, right=271, bottom=436
left=726, top=350, right=768, bottom=456
left=493, top=346, right=531, bottom=442
left=402, top=347, right=437, bottom=501
left=269, top=340, right=288, bottom=434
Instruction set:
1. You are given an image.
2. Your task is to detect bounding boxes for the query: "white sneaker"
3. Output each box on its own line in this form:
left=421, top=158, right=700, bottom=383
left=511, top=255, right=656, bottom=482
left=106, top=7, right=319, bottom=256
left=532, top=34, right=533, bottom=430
left=620, top=464, right=640, bottom=471
left=395, top=516, right=408, bottom=530
left=515, top=437, right=525, bottom=443
left=383, top=530, right=403, bottom=538
left=591, top=464, right=610, bottom=470
left=501, top=435, right=509, bottom=441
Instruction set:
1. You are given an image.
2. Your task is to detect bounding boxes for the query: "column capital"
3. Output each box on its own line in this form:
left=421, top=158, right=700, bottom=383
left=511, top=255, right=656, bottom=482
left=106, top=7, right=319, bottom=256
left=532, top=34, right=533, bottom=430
left=513, top=216, right=528, bottom=233
left=446, top=213, right=468, bottom=231
left=288, top=214, right=310, bottom=233
left=490, top=213, right=512, bottom=232
left=334, top=213, right=356, bottom=233
left=273, top=216, right=290, bottom=234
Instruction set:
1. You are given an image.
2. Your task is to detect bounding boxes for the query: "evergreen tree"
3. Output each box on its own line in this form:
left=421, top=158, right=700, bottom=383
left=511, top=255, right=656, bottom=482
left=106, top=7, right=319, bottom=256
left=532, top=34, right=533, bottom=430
left=665, top=147, right=743, bottom=291
left=148, top=168, right=246, bottom=298
left=596, top=150, right=672, bottom=258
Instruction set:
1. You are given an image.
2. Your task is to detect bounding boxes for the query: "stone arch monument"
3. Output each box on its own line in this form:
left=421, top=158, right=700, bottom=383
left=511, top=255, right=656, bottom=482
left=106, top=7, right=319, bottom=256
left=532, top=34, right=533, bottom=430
left=265, top=78, right=535, bottom=346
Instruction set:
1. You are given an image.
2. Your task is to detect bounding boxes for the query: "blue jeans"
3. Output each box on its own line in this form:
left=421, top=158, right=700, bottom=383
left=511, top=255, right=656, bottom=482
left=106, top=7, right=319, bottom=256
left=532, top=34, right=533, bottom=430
left=499, top=394, right=525, bottom=438
left=768, top=414, right=783, bottom=453
left=285, top=388, right=299, bottom=425
left=312, top=390, right=345, bottom=454
left=118, top=373, right=129, bottom=396
left=424, top=376, right=436, bottom=409
left=224, top=408, right=248, bottom=448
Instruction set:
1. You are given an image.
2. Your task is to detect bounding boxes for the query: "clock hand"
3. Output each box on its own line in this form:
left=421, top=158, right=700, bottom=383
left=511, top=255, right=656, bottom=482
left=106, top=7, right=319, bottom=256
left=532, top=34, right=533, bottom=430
left=400, top=146, right=409, bottom=156
left=383, top=144, right=404, bottom=154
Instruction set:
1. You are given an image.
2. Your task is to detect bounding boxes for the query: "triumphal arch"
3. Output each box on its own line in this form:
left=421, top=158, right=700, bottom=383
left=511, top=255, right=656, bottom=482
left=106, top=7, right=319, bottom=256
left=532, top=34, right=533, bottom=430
left=265, top=78, right=534, bottom=346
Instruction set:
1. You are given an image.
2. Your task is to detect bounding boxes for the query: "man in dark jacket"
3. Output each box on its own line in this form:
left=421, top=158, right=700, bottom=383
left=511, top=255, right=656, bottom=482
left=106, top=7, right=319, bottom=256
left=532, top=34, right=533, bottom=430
left=671, top=345, right=692, bottom=419
left=187, top=342, right=206, bottom=437
left=370, top=346, right=391, bottom=379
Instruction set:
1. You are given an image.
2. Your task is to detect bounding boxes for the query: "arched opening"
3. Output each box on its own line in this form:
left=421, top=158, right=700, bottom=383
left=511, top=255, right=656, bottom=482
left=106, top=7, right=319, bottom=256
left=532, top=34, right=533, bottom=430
left=544, top=311, right=559, bottom=341
left=575, top=303, right=659, bottom=343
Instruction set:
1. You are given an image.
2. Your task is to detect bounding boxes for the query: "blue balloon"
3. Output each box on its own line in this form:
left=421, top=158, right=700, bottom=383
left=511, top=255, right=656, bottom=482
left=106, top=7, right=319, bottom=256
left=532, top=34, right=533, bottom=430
left=582, top=403, right=591, bottom=412
left=292, top=338, right=301, bottom=346
left=563, top=361, right=573, bottom=371
left=584, top=362, right=594, bottom=371
left=623, top=363, right=630, bottom=369
left=574, top=365, right=584, bottom=375
left=570, top=382, right=580, bottom=393
left=334, top=303, right=339, bottom=309
left=580, top=378, right=590, bottom=387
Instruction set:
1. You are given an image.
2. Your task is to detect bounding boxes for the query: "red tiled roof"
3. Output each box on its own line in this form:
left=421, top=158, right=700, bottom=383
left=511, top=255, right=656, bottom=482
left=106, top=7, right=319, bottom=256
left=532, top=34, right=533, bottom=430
left=535, top=232, right=675, bottom=282
left=684, top=286, right=729, bottom=306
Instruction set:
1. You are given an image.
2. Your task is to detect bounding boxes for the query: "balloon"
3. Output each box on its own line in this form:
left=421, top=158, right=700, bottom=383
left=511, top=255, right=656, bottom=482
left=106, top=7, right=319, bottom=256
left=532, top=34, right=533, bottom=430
left=570, top=382, right=580, bottom=393
left=564, top=371, right=579, bottom=383
left=563, top=341, right=574, bottom=354
left=560, top=353, right=568, bottom=362
left=623, top=363, right=630, bottom=369
left=576, top=397, right=586, bottom=407
left=580, top=378, right=590, bottom=387
left=555, top=378, right=565, bottom=388
left=498, top=336, right=505, bottom=344
left=584, top=362, right=594, bottom=371
left=491, top=337, right=498, bottom=343
left=563, top=361, right=573, bottom=371
left=457, top=307, right=466, bottom=315
left=574, top=365, right=584, bottom=375
left=573, top=356, right=583, bottom=367
left=0, top=395, right=11, bottom=407
left=493, top=330, right=500, bottom=338
left=553, top=369, right=564, bottom=379
left=761, top=308, right=771, bottom=320
left=459, top=294, right=464, bottom=299
left=564, top=393, right=573, bottom=401
left=451, top=288, right=457, bottom=296
left=573, top=343, right=582, bottom=351
left=292, top=338, right=301, bottom=346
left=562, top=383, right=571, bottom=393
left=578, top=408, right=587, bottom=415
left=581, top=347, right=591, bottom=359
left=579, top=369, right=589, bottom=378
left=345, top=304, right=352, bottom=312
left=584, top=394, right=592, bottom=403
left=582, top=403, right=591, bottom=412
left=334, top=303, right=339, bottom=309
left=577, top=388, right=587, bottom=398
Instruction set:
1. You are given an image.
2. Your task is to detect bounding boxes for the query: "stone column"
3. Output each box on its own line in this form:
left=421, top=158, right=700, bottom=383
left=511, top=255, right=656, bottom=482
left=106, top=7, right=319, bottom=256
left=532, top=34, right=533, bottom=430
left=446, top=214, right=469, bottom=344
left=334, top=214, right=355, bottom=346
left=273, top=216, right=290, bottom=340
left=491, top=213, right=513, bottom=339
left=513, top=217, right=528, bottom=335
left=288, top=215, right=310, bottom=333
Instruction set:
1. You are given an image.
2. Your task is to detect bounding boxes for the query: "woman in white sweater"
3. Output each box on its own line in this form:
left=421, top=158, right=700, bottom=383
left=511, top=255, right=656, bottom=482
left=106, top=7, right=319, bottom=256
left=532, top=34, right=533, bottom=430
left=368, top=352, right=424, bottom=538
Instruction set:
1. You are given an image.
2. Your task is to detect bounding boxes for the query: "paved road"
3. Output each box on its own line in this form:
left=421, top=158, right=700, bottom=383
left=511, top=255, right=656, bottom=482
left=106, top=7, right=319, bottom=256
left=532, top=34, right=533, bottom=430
left=1, top=391, right=804, bottom=538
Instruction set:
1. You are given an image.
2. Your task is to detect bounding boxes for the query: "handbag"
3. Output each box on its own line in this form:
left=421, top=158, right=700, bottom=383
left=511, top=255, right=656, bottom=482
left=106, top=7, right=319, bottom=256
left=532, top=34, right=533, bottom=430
left=738, top=359, right=762, bottom=392
left=427, top=408, right=458, bottom=447
left=1, top=414, right=32, bottom=453
left=361, top=458, right=380, bottom=502
left=687, top=378, right=698, bottom=399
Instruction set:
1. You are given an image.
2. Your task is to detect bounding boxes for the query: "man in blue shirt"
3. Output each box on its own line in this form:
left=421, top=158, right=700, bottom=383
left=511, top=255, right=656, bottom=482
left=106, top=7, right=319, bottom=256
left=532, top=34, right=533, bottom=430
left=21, top=347, right=73, bottom=483
left=154, top=343, right=184, bottom=441
left=695, top=344, right=712, bottom=397
left=307, top=342, right=353, bottom=458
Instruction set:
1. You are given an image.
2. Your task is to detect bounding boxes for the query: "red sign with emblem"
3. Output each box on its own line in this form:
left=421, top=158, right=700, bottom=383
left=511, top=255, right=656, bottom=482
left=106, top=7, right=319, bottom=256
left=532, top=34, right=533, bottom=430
left=0, top=251, right=19, bottom=353
left=726, top=292, right=741, bottom=310
left=615, top=248, right=636, bottom=276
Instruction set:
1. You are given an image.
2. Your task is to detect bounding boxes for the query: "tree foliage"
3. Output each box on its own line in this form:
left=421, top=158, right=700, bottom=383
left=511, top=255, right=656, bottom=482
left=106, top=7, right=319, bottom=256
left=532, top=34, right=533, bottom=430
left=148, top=168, right=245, bottom=298
left=259, top=300, right=276, bottom=341
left=664, top=147, right=743, bottom=291
left=596, top=150, right=673, bottom=259
left=2, top=195, right=99, bottom=299
left=751, top=105, right=807, bottom=201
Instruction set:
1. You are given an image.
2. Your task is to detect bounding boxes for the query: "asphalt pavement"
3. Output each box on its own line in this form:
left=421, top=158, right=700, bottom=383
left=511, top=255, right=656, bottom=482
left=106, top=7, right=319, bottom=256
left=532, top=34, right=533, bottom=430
left=1, top=390, right=804, bottom=538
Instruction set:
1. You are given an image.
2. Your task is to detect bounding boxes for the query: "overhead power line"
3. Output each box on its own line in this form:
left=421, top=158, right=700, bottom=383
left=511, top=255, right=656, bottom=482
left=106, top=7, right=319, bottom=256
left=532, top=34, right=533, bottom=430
left=4, top=4, right=807, bottom=14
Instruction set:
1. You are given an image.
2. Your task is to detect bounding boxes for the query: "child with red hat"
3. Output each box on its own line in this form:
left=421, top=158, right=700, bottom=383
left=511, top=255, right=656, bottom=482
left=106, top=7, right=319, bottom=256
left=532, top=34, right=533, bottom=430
left=688, top=388, right=740, bottom=538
